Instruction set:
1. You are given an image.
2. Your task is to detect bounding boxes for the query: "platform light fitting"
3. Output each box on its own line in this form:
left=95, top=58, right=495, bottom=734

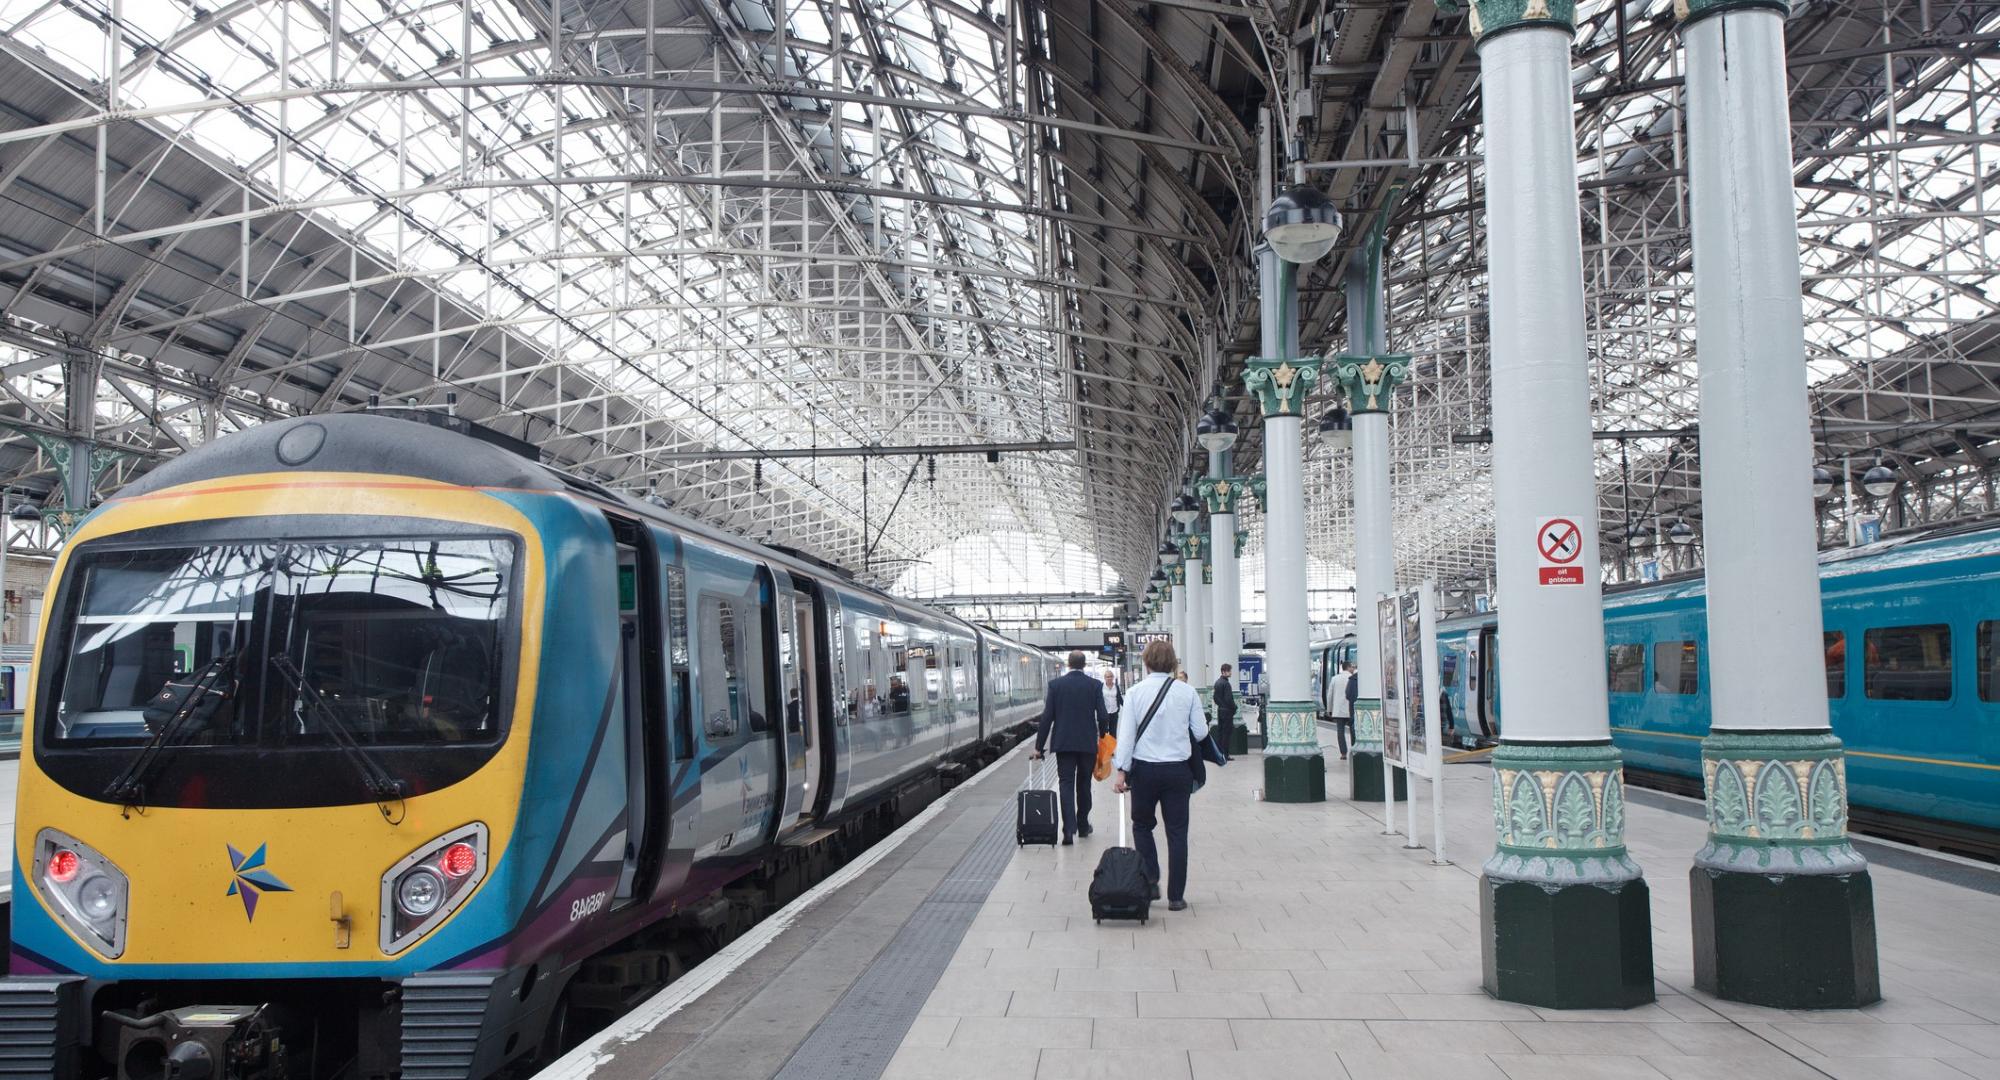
left=1172, top=492, right=1201, bottom=525
left=1158, top=540, right=1180, bottom=567
left=1811, top=466, right=1835, bottom=500
left=1263, top=183, right=1343, bottom=265
left=1668, top=519, right=1697, bottom=546
left=1196, top=409, right=1239, bottom=453
left=8, top=503, right=37, bottom=522
left=1317, top=404, right=1353, bottom=452
left=1626, top=520, right=1646, bottom=549
left=1862, top=463, right=1897, bottom=498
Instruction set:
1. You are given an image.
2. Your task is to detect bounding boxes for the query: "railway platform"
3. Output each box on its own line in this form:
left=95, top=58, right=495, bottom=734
left=544, top=731, right=2000, bottom=1080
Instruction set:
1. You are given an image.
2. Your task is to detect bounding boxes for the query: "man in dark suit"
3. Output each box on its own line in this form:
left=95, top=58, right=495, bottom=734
left=1033, top=651, right=1111, bottom=844
left=1213, top=662, right=1237, bottom=739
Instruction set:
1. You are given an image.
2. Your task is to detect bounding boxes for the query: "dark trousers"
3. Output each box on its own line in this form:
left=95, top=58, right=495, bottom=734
left=1333, top=716, right=1353, bottom=757
left=1055, top=750, right=1094, bottom=838
left=1127, top=759, right=1194, bottom=902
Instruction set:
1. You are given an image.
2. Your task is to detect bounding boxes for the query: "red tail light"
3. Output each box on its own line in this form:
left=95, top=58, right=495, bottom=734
left=439, top=842, right=478, bottom=879
left=47, top=849, right=80, bottom=884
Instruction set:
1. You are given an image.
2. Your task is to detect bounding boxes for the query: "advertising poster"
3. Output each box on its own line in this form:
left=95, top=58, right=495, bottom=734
left=1377, top=595, right=1405, bottom=767
left=1400, top=591, right=1430, bottom=779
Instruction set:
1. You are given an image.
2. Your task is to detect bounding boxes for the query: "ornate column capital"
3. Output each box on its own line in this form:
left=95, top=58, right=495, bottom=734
left=1202, top=562, right=1213, bottom=585
left=1197, top=475, right=1255, bottom=516
left=1168, top=563, right=1186, bottom=587
left=1234, top=526, right=1249, bottom=558
left=1246, top=475, right=1269, bottom=512
left=1329, top=354, right=1411, bottom=415
left=1673, top=0, right=1790, bottom=28
left=1467, top=0, right=1576, bottom=42
left=1180, top=532, right=1208, bottom=563
left=1242, top=356, right=1323, bottom=418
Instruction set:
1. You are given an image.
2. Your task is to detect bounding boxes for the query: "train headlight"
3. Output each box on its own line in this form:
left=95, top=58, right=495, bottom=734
left=380, top=823, right=487, bottom=955
left=35, top=829, right=128, bottom=958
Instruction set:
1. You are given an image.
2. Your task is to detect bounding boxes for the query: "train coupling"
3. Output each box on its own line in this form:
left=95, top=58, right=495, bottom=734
left=103, top=1004, right=287, bottom=1080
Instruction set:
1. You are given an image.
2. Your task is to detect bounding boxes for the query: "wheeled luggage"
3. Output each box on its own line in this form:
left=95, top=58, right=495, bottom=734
left=1017, top=755, right=1059, bottom=846
left=1089, top=791, right=1152, bottom=924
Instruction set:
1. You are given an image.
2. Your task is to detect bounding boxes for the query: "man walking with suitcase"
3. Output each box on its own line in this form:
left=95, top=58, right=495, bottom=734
left=1033, top=651, right=1111, bottom=845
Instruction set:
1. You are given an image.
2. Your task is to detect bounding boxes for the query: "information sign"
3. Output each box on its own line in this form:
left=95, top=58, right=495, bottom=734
left=1400, top=591, right=1430, bottom=780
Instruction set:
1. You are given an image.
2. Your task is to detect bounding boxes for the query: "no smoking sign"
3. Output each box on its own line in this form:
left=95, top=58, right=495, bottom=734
left=1535, top=517, right=1585, bottom=586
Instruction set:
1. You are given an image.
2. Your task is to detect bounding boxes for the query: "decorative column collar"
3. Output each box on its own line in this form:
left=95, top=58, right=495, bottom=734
left=1467, top=0, right=1576, bottom=42
left=1243, top=356, right=1323, bottom=418
left=1329, top=354, right=1410, bottom=415
left=1486, top=741, right=1643, bottom=884
left=1698, top=731, right=1866, bottom=874
left=1674, top=0, right=1791, bottom=27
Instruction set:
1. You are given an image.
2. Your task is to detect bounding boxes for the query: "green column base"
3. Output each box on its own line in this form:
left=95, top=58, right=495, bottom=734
left=1227, top=722, right=1249, bottom=757
left=1348, top=750, right=1407, bottom=802
left=1481, top=874, right=1655, bottom=1010
left=1691, top=866, right=1880, bottom=1009
left=1265, top=753, right=1326, bottom=803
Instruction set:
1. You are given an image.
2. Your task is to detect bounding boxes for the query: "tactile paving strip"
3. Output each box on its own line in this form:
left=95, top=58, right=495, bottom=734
left=769, top=789, right=1024, bottom=1080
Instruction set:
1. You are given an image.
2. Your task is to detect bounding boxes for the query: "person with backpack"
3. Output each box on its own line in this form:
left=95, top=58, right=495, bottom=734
left=1109, top=638, right=1210, bottom=911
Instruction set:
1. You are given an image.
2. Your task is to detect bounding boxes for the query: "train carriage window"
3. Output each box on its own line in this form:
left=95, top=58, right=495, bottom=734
left=1864, top=624, right=1952, bottom=701
left=668, top=567, right=693, bottom=758
left=698, top=596, right=742, bottom=738
left=1980, top=624, right=2000, bottom=703
left=1652, top=641, right=1699, bottom=695
left=1607, top=644, right=1645, bottom=694
left=1824, top=631, right=1846, bottom=700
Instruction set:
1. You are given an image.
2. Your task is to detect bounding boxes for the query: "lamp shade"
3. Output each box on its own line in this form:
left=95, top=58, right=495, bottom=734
left=1862, top=463, right=1897, bottom=498
left=1158, top=540, right=1180, bottom=567
left=1263, top=183, right=1342, bottom=265
left=1811, top=466, right=1834, bottom=499
left=1196, top=409, right=1239, bottom=452
left=1317, top=405, right=1353, bottom=452
left=1172, top=493, right=1201, bottom=525
left=1668, top=519, right=1696, bottom=546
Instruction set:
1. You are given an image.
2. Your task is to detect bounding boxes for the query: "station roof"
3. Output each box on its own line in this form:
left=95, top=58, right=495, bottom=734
left=0, top=1, right=1987, bottom=615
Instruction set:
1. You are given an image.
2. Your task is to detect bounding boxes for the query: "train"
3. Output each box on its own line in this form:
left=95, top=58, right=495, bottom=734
left=1437, top=520, right=2000, bottom=851
left=0, top=410, right=1058, bottom=1080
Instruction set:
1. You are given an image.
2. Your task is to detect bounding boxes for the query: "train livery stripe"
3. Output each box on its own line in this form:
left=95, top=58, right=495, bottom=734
left=1611, top=727, right=2000, bottom=773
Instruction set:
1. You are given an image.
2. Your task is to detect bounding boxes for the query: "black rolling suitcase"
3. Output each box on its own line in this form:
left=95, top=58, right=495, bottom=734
left=1017, top=756, right=1059, bottom=846
left=1089, top=792, right=1152, bottom=925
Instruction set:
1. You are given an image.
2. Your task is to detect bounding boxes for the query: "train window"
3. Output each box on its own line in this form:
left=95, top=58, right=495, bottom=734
left=1980, top=623, right=2000, bottom=702
left=668, top=567, right=692, bottom=759
left=1652, top=641, right=1699, bottom=695
left=1824, top=631, right=1846, bottom=700
left=1606, top=644, right=1645, bottom=694
left=698, top=596, right=741, bottom=738
left=1864, top=624, right=1952, bottom=701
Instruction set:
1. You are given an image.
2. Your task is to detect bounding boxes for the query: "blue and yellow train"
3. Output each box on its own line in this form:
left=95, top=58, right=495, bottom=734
left=0, top=411, right=1056, bottom=1079
left=1437, top=522, right=2000, bottom=853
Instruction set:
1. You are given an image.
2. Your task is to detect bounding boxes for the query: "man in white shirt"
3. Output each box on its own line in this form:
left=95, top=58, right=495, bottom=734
left=1111, top=639, right=1211, bottom=911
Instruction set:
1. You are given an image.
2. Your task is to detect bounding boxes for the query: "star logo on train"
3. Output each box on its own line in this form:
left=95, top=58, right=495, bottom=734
left=224, top=843, right=292, bottom=921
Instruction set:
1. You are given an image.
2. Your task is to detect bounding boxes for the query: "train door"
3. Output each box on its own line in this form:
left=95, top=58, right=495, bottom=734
left=1476, top=625, right=1501, bottom=739
left=774, top=577, right=820, bottom=832
left=611, top=528, right=666, bottom=905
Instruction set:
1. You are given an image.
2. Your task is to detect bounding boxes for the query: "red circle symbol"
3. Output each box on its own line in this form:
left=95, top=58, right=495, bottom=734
left=1538, top=519, right=1582, bottom=564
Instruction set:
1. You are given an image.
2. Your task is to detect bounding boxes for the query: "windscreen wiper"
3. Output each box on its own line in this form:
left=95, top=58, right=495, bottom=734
left=268, top=653, right=407, bottom=808
left=104, top=652, right=240, bottom=807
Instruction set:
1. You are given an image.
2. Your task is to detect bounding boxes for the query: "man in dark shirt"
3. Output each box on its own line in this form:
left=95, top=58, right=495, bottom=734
left=1212, top=663, right=1237, bottom=737
left=1033, top=652, right=1112, bottom=844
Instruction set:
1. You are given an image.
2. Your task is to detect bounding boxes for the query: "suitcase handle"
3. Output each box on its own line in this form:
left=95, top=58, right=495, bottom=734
left=1119, top=789, right=1131, bottom=848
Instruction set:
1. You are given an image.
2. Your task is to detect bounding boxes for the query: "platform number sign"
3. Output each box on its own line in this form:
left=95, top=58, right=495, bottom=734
left=1535, top=517, right=1585, bottom=587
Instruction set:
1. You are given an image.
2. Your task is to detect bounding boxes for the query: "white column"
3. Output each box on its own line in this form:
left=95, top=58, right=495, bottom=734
left=1209, top=500, right=1240, bottom=690
left=1352, top=415, right=1392, bottom=704
left=1189, top=553, right=1210, bottom=685
left=1474, top=5, right=1651, bottom=1010
left=1680, top=0, right=1875, bottom=1007
left=1483, top=26, right=1612, bottom=744
left=1263, top=418, right=1309, bottom=703
left=1684, top=8, right=1828, bottom=737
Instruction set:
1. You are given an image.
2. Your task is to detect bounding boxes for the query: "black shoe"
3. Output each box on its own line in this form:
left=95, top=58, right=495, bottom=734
left=1061, top=835, right=1074, bottom=846
left=1150, top=884, right=1162, bottom=901
left=1168, top=900, right=1189, bottom=912
left=1078, top=826, right=1092, bottom=838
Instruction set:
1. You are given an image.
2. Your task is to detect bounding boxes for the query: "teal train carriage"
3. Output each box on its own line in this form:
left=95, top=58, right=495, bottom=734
left=1435, top=522, right=2000, bottom=852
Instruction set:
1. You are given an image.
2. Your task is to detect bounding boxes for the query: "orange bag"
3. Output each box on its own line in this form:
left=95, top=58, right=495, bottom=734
left=1093, top=733, right=1117, bottom=781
